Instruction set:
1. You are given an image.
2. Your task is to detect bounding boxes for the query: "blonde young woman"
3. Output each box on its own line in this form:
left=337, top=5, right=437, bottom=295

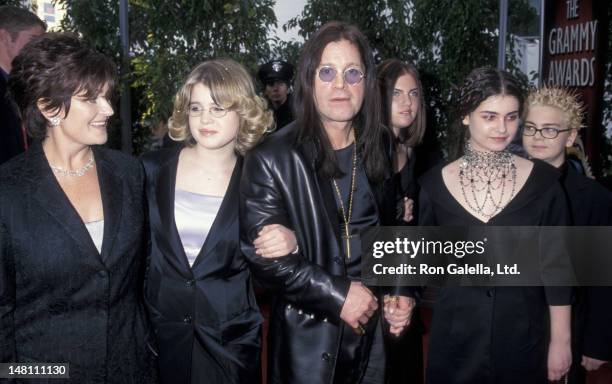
left=523, top=87, right=612, bottom=381
left=141, top=59, right=297, bottom=384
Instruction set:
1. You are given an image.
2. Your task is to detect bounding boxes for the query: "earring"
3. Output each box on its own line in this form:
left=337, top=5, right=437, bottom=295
left=49, top=117, right=60, bottom=126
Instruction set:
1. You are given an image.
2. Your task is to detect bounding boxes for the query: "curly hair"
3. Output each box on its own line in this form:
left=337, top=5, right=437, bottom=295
left=8, top=32, right=116, bottom=139
left=168, top=59, right=273, bottom=155
left=526, top=86, right=584, bottom=131
left=377, top=58, right=426, bottom=147
left=449, top=67, right=525, bottom=159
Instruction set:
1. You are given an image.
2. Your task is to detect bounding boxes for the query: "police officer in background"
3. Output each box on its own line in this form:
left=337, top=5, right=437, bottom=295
left=258, top=59, right=294, bottom=130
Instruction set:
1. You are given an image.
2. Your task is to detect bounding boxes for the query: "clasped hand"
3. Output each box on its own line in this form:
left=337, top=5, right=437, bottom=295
left=383, top=295, right=415, bottom=336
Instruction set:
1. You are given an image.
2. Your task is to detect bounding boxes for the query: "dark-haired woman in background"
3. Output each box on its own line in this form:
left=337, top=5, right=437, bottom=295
left=377, top=58, right=426, bottom=383
left=419, top=67, right=572, bottom=383
left=0, top=33, right=156, bottom=382
left=377, top=59, right=426, bottom=222
left=141, top=59, right=297, bottom=384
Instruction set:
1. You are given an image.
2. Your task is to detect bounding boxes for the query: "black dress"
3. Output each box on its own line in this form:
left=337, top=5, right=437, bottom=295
left=419, top=160, right=573, bottom=384
left=387, top=152, right=425, bottom=384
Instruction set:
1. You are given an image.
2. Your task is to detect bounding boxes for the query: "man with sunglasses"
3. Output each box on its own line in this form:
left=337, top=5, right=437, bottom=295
left=523, top=86, right=612, bottom=383
left=240, top=21, right=415, bottom=384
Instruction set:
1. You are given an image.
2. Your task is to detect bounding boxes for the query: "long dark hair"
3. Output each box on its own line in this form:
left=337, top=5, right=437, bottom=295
left=377, top=59, right=426, bottom=147
left=293, top=21, right=387, bottom=182
left=449, top=67, right=524, bottom=160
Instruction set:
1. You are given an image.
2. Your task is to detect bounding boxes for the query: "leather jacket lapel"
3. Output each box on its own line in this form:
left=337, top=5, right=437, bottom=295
left=297, top=139, right=343, bottom=250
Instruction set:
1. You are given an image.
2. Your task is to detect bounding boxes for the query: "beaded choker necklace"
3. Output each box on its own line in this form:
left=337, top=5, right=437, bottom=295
left=458, top=142, right=516, bottom=219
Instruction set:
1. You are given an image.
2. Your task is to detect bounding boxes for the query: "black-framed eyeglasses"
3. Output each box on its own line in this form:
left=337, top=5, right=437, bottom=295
left=317, top=66, right=365, bottom=86
left=523, top=125, right=572, bottom=139
left=187, top=104, right=228, bottom=118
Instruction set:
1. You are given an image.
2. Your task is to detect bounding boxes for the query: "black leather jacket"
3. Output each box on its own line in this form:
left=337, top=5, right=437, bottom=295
left=240, top=122, right=399, bottom=383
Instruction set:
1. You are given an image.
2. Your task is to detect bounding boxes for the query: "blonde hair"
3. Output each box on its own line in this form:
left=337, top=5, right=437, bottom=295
left=526, top=86, right=585, bottom=131
left=168, top=59, right=274, bottom=155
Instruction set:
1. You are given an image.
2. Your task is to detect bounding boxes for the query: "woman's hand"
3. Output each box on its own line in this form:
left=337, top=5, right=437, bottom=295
left=548, top=305, right=572, bottom=381
left=253, top=224, right=297, bottom=258
left=547, top=340, right=571, bottom=381
left=581, top=355, right=608, bottom=371
left=383, top=295, right=415, bottom=337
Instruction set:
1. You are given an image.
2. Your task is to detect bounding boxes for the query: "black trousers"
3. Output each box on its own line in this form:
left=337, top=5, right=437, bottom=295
left=334, top=316, right=386, bottom=384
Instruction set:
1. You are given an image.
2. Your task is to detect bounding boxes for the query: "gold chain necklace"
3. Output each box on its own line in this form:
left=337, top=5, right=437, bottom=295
left=331, top=139, right=357, bottom=259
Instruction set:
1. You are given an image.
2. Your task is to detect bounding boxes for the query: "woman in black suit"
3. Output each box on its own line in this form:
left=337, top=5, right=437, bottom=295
left=0, top=33, right=156, bottom=382
left=141, top=59, right=297, bottom=384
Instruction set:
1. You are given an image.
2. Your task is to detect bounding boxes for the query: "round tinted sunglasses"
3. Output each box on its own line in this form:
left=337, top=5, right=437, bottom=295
left=318, top=66, right=365, bottom=86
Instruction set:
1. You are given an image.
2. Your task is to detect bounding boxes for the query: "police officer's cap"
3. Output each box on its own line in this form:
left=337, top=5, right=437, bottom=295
left=258, top=60, right=294, bottom=85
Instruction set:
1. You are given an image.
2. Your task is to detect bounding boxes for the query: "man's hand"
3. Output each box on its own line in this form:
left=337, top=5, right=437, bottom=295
left=402, top=197, right=414, bottom=223
left=340, top=282, right=378, bottom=333
left=548, top=340, right=571, bottom=381
left=383, top=295, right=415, bottom=336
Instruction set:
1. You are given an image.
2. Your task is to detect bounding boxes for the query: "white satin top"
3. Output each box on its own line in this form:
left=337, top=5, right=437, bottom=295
left=174, top=188, right=223, bottom=267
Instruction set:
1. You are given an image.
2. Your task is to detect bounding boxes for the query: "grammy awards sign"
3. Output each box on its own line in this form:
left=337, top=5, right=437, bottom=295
left=541, top=0, right=608, bottom=176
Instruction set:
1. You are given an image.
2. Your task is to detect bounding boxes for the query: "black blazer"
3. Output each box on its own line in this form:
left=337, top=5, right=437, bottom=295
left=562, top=165, right=612, bottom=362
left=240, top=122, right=400, bottom=384
left=0, top=73, right=25, bottom=165
left=0, top=141, right=156, bottom=383
left=141, top=148, right=262, bottom=384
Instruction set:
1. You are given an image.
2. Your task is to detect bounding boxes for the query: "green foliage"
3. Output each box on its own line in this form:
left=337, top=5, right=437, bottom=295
left=0, top=0, right=25, bottom=7
left=284, top=0, right=538, bottom=156
left=269, top=38, right=302, bottom=66
left=57, top=0, right=277, bottom=154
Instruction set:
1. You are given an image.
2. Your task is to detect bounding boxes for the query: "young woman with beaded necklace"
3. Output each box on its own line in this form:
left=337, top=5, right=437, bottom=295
left=418, top=67, right=572, bottom=383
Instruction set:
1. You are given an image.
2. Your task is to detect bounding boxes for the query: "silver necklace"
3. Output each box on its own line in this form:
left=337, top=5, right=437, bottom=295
left=459, top=142, right=516, bottom=219
left=49, top=150, right=95, bottom=177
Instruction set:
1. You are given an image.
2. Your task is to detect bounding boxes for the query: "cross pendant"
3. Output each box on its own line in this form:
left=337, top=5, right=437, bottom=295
left=342, top=233, right=353, bottom=259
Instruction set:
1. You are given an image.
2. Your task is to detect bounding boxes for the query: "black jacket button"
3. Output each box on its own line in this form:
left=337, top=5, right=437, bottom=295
left=186, top=279, right=195, bottom=287
left=183, top=315, right=192, bottom=323
left=487, top=289, right=494, bottom=297
left=321, top=352, right=332, bottom=362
